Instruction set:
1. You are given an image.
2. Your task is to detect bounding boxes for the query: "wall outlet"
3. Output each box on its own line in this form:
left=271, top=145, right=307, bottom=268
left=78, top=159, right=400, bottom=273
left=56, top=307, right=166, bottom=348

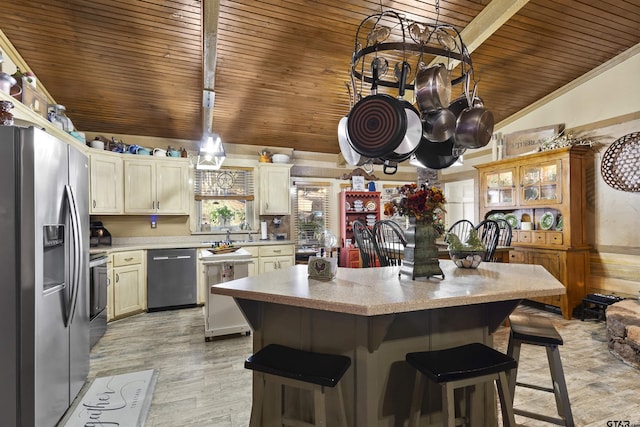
left=150, top=215, right=157, bottom=228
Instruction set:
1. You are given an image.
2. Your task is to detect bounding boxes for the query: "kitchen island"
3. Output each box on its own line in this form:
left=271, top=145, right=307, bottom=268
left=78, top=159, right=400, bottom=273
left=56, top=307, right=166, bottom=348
left=212, top=262, right=565, bottom=426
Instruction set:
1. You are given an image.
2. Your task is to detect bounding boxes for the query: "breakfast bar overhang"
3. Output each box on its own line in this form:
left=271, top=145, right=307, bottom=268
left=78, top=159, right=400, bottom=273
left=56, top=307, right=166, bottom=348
left=212, top=262, right=565, bottom=426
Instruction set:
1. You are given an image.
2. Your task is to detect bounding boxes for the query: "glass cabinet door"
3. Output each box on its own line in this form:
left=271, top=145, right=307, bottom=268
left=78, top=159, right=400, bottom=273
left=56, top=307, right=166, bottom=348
left=520, top=160, right=562, bottom=205
left=483, top=168, right=516, bottom=207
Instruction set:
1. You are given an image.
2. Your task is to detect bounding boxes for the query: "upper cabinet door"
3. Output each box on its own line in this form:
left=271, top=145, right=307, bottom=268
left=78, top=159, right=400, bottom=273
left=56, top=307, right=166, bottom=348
left=481, top=167, right=517, bottom=208
left=519, top=160, right=562, bottom=206
left=260, top=164, right=291, bottom=215
left=156, top=161, right=189, bottom=214
left=124, top=159, right=156, bottom=213
left=89, top=152, right=123, bottom=214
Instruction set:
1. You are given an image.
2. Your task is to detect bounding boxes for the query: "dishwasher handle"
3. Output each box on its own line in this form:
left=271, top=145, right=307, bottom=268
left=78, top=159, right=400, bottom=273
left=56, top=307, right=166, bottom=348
left=152, top=255, right=193, bottom=261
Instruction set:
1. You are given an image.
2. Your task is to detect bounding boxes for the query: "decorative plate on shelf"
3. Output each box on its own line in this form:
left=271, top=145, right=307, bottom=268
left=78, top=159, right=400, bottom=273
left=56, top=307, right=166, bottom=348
left=488, top=212, right=505, bottom=221
left=556, top=216, right=563, bottom=231
left=345, top=201, right=350, bottom=211
left=524, top=187, right=539, bottom=201
left=540, top=212, right=555, bottom=230
left=365, top=201, right=377, bottom=211
left=504, top=213, right=518, bottom=229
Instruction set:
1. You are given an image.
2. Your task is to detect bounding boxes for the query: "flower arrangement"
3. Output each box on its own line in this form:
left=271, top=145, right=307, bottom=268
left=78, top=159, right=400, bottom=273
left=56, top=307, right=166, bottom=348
left=539, top=130, right=604, bottom=152
left=384, top=183, right=446, bottom=233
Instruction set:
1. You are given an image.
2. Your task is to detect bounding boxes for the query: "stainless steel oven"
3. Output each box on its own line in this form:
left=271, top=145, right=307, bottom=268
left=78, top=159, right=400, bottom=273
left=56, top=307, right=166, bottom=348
left=89, top=253, right=108, bottom=348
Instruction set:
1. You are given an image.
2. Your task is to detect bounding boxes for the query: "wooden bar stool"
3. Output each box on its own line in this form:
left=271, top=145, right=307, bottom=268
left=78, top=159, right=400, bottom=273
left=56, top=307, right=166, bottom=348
left=506, top=313, right=575, bottom=426
left=245, top=344, right=351, bottom=427
left=406, top=342, right=517, bottom=427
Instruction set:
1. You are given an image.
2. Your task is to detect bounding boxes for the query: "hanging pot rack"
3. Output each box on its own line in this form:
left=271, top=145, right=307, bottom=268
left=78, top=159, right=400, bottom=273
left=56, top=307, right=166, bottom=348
left=349, top=10, right=474, bottom=98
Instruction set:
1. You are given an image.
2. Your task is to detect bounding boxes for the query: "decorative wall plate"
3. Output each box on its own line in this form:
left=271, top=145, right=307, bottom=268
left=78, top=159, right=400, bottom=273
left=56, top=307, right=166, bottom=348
left=504, top=213, right=518, bottom=228
left=540, top=212, right=555, bottom=230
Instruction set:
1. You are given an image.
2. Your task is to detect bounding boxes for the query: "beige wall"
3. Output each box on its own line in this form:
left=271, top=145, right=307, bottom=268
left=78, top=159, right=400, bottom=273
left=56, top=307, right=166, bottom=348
left=471, top=43, right=640, bottom=298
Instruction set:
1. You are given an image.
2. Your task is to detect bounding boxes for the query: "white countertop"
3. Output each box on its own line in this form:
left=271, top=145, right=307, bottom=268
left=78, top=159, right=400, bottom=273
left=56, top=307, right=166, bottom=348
left=211, top=263, right=565, bottom=316
left=89, top=239, right=295, bottom=254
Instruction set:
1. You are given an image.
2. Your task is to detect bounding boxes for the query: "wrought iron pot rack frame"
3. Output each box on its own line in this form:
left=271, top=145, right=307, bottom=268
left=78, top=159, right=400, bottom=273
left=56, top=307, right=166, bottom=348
left=349, top=10, right=474, bottom=97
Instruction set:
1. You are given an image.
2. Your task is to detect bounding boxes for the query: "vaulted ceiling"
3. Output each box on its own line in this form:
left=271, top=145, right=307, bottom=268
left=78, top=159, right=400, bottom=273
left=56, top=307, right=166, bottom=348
left=2, top=0, right=639, bottom=155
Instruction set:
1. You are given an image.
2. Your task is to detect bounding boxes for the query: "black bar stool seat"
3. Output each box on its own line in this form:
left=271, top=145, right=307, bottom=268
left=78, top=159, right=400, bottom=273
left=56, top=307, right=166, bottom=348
left=406, top=342, right=517, bottom=427
left=507, top=313, right=575, bottom=426
left=245, top=344, right=351, bottom=426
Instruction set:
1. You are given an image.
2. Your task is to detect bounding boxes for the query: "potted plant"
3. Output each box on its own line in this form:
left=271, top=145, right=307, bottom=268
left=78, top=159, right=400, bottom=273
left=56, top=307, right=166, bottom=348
left=213, top=205, right=234, bottom=227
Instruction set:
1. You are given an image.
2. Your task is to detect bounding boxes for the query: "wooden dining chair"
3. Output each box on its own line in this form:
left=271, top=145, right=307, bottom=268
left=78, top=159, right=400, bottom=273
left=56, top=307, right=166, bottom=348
left=352, top=220, right=382, bottom=268
left=495, top=218, right=513, bottom=246
left=446, top=219, right=474, bottom=245
left=474, top=219, right=500, bottom=261
left=373, top=220, right=406, bottom=267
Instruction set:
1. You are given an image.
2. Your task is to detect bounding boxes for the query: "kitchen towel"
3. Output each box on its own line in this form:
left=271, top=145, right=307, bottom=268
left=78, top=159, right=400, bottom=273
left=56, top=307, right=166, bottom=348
left=60, top=368, right=158, bottom=427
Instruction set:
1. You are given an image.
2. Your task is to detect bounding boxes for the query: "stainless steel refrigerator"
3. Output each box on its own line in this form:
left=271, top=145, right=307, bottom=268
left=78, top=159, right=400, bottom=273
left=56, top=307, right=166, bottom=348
left=0, top=126, right=90, bottom=427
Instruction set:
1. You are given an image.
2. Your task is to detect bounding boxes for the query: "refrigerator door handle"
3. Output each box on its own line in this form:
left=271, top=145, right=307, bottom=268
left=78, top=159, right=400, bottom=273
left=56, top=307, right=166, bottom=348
left=65, top=184, right=82, bottom=326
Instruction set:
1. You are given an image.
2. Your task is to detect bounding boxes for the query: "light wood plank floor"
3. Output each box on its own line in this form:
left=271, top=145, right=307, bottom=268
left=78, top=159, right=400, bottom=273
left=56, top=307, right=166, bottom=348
left=87, top=304, right=640, bottom=426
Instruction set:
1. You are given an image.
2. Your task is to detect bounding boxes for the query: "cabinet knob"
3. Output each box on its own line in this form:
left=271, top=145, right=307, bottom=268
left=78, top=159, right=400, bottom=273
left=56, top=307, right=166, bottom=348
left=157, top=201, right=160, bottom=209
left=93, top=200, right=96, bottom=208
left=115, top=273, right=119, bottom=283
left=124, top=257, right=134, bottom=262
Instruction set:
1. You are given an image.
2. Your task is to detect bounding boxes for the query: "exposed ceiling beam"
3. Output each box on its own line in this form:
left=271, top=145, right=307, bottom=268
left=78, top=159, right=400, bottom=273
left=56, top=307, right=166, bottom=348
left=429, top=0, right=529, bottom=68
left=202, top=0, right=220, bottom=137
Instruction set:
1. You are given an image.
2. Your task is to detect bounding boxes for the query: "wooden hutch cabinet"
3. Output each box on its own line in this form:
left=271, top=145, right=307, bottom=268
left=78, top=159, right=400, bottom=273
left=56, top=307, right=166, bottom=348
left=475, top=146, right=592, bottom=319
left=339, top=190, right=381, bottom=267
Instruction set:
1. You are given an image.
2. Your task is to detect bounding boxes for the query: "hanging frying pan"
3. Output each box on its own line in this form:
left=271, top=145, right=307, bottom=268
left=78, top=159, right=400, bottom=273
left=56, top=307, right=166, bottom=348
left=415, top=62, right=451, bottom=113
left=413, top=136, right=460, bottom=170
left=422, top=108, right=456, bottom=143
left=453, top=77, right=494, bottom=149
left=338, top=81, right=368, bottom=166
left=393, top=61, right=422, bottom=158
left=347, top=61, right=407, bottom=158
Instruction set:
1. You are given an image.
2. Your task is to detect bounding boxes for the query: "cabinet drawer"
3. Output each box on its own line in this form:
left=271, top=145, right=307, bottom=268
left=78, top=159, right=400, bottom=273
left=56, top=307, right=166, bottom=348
left=517, top=231, right=532, bottom=243
left=241, top=246, right=259, bottom=257
left=113, top=251, right=144, bottom=267
left=259, top=245, right=294, bottom=257
left=547, top=232, right=563, bottom=245
left=533, top=231, right=546, bottom=244
left=509, top=250, right=526, bottom=263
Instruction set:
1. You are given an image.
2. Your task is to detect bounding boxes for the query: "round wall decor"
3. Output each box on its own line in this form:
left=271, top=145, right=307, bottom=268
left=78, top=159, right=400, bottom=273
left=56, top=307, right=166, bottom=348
left=601, top=131, right=640, bottom=192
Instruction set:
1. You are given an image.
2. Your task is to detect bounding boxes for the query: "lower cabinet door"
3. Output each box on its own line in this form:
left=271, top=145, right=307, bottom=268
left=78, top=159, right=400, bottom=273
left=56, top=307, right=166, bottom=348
left=113, top=265, right=145, bottom=317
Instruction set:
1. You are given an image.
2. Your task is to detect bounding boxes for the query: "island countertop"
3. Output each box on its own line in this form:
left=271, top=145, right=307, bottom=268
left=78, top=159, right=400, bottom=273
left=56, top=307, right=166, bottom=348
left=211, top=262, right=565, bottom=316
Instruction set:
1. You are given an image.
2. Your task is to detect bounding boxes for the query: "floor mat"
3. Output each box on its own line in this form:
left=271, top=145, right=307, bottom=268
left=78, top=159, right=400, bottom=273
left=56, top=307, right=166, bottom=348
left=60, top=368, right=158, bottom=427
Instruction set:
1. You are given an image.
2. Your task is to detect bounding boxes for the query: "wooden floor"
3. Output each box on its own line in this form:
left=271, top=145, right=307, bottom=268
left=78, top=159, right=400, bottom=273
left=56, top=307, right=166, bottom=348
left=87, top=304, right=640, bottom=426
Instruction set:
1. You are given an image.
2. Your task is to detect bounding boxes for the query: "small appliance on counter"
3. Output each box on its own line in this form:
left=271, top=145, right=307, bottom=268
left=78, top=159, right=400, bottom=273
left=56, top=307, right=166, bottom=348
left=90, top=221, right=111, bottom=247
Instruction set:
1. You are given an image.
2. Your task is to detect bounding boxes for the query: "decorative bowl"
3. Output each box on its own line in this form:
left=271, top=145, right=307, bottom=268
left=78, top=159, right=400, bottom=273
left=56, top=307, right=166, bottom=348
left=449, top=250, right=486, bottom=269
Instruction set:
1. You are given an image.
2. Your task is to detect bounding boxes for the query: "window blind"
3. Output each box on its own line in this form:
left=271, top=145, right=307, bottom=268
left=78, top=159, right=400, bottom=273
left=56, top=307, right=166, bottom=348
left=194, top=169, right=254, bottom=200
left=293, top=182, right=332, bottom=246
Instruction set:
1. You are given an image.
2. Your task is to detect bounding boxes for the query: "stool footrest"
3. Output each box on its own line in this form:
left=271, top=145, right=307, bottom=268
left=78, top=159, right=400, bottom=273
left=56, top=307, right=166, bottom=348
left=514, top=408, right=568, bottom=426
left=515, top=381, right=554, bottom=393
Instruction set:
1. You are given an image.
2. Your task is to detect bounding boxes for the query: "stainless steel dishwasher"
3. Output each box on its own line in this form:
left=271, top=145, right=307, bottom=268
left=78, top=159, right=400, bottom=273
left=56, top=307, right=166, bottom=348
left=147, top=248, right=197, bottom=311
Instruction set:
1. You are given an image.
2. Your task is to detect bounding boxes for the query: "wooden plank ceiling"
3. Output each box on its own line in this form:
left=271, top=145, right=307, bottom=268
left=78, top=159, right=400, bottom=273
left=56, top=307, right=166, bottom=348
left=2, top=0, right=639, bottom=155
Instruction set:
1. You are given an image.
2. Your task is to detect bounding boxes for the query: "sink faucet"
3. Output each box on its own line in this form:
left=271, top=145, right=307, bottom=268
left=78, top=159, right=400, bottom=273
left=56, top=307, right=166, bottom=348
left=247, top=231, right=253, bottom=242
left=226, top=229, right=231, bottom=242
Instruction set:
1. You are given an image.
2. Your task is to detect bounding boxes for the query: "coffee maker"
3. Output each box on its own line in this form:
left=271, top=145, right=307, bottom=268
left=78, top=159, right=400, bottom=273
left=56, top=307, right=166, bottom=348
left=90, top=221, right=112, bottom=247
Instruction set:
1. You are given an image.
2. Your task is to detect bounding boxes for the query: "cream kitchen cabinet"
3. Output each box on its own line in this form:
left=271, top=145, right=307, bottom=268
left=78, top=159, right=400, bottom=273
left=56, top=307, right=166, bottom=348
left=259, top=164, right=292, bottom=215
left=111, top=250, right=146, bottom=319
left=258, top=244, right=294, bottom=273
left=89, top=151, right=123, bottom=214
left=243, top=246, right=260, bottom=277
left=124, top=157, right=190, bottom=214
